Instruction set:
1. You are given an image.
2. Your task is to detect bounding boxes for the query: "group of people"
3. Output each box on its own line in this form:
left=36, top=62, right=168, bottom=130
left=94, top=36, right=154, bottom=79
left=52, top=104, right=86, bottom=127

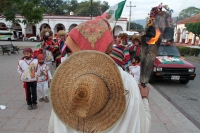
left=17, top=17, right=151, bottom=133
left=110, top=32, right=142, bottom=84
left=17, top=28, right=72, bottom=110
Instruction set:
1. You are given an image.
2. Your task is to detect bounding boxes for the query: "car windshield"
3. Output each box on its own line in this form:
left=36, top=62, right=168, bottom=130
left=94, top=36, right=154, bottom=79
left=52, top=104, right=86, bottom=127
left=157, top=45, right=181, bottom=57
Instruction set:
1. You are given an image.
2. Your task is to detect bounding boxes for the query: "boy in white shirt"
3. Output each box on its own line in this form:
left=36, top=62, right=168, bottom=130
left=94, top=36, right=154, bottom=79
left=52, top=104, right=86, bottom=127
left=18, top=48, right=38, bottom=110
left=36, top=54, right=52, bottom=103
left=129, top=56, right=141, bottom=84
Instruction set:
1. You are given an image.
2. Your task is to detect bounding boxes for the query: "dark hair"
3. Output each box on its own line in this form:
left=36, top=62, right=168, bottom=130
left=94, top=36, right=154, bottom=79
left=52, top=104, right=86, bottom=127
left=133, top=56, right=140, bottom=63
left=66, top=47, right=72, bottom=53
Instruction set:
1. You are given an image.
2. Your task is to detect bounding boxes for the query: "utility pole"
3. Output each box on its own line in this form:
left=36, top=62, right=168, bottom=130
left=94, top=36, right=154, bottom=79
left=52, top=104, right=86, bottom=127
left=90, top=0, right=93, bottom=19
left=126, top=1, right=136, bottom=31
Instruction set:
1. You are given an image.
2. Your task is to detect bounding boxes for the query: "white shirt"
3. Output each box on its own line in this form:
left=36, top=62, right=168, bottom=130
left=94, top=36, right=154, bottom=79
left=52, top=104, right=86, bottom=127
left=37, top=63, right=52, bottom=82
left=17, top=58, right=38, bottom=82
left=129, top=65, right=141, bottom=84
left=48, top=66, right=151, bottom=133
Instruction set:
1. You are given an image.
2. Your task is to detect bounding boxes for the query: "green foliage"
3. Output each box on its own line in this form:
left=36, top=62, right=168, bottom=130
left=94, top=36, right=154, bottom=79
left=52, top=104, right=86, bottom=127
left=40, top=0, right=68, bottom=15
left=0, top=0, right=110, bottom=24
left=176, top=46, right=200, bottom=57
left=0, top=0, right=44, bottom=24
left=178, top=7, right=200, bottom=21
left=128, top=22, right=144, bottom=31
left=185, top=22, right=200, bottom=37
left=75, top=1, right=109, bottom=16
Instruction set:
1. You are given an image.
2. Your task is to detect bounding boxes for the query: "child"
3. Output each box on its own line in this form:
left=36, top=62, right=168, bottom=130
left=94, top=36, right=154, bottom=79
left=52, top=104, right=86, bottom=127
left=129, top=56, right=141, bottom=84
left=36, top=54, right=52, bottom=102
left=18, top=48, right=38, bottom=110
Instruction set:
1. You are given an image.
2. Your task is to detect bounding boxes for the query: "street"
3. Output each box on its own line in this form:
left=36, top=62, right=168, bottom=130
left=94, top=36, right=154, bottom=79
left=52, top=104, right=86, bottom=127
left=151, top=60, right=200, bottom=128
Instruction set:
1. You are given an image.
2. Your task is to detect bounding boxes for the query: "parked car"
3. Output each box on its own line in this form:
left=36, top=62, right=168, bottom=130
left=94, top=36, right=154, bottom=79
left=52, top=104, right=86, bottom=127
left=29, top=36, right=37, bottom=41
left=149, top=43, right=196, bottom=84
left=28, top=36, right=56, bottom=42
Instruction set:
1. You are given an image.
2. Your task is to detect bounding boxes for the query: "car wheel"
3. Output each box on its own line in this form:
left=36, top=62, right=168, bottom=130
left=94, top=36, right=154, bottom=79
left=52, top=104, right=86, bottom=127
left=8, top=38, right=11, bottom=41
left=180, top=80, right=189, bottom=84
left=30, top=39, right=34, bottom=42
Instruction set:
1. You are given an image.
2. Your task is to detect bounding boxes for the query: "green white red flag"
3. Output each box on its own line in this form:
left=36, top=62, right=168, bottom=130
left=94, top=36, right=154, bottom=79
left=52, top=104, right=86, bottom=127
left=101, top=0, right=126, bottom=22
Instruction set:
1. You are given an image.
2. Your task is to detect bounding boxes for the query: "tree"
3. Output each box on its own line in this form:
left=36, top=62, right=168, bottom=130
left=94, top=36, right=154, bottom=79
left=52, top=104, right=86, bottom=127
left=185, top=22, right=200, bottom=44
left=65, top=0, right=78, bottom=14
left=128, top=22, right=144, bottom=32
left=75, top=1, right=109, bottom=16
left=178, top=7, right=200, bottom=21
left=40, top=0, right=68, bottom=15
left=0, top=0, right=44, bottom=24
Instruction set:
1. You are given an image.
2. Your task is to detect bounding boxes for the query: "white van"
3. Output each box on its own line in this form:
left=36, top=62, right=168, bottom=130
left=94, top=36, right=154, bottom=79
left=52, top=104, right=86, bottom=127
left=0, top=30, right=18, bottom=40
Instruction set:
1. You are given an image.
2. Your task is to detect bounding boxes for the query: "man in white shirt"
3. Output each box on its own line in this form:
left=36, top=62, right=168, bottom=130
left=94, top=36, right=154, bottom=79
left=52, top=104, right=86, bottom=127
left=48, top=18, right=151, bottom=133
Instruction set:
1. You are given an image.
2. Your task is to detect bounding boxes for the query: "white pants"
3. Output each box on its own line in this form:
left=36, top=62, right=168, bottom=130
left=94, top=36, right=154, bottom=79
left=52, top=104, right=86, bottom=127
left=37, top=81, right=49, bottom=98
left=47, top=63, right=56, bottom=76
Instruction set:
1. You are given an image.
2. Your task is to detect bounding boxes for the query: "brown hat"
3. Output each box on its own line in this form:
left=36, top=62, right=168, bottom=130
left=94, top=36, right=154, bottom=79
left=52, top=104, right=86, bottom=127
left=118, top=33, right=128, bottom=39
left=23, top=48, right=33, bottom=53
left=40, top=28, right=53, bottom=37
left=57, top=30, right=67, bottom=36
left=50, top=50, right=125, bottom=132
left=131, top=34, right=142, bottom=42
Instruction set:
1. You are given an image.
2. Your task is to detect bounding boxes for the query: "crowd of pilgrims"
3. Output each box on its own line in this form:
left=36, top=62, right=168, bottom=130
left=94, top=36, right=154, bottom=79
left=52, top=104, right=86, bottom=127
left=18, top=27, right=143, bottom=110
left=33, top=29, right=142, bottom=83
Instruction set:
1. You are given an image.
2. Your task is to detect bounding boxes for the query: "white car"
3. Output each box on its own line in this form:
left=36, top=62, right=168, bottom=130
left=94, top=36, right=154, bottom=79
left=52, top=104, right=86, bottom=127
left=29, top=36, right=37, bottom=41
left=29, top=36, right=57, bottom=42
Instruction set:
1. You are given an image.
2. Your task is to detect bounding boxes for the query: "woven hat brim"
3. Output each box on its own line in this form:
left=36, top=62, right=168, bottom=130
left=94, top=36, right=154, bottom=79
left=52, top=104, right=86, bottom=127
left=50, top=50, right=126, bottom=132
left=57, top=30, right=67, bottom=36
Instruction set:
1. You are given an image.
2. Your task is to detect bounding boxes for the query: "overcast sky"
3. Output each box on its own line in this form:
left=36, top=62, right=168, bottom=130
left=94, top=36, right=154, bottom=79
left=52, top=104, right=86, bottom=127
left=78, top=0, right=200, bottom=20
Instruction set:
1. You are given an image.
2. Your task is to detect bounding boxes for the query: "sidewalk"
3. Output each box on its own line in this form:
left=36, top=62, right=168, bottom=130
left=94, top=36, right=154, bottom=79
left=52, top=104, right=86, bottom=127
left=0, top=51, right=199, bottom=133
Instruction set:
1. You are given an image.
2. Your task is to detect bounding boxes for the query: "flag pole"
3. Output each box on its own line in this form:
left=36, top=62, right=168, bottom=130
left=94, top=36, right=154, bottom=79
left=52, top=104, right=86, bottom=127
left=113, top=20, right=118, bottom=30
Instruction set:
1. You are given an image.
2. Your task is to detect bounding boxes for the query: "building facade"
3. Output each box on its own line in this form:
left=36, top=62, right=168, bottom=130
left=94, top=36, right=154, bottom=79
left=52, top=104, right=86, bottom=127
left=0, top=15, right=127, bottom=38
left=174, top=14, right=200, bottom=45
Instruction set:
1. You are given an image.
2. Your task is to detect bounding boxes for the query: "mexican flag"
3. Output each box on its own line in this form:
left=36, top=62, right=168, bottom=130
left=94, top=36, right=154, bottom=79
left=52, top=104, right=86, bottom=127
left=101, top=0, right=126, bottom=22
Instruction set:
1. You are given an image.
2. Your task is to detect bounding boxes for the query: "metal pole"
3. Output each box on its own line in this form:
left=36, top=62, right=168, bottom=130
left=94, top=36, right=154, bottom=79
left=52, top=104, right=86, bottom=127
left=91, top=0, right=93, bottom=19
left=126, top=1, right=136, bottom=31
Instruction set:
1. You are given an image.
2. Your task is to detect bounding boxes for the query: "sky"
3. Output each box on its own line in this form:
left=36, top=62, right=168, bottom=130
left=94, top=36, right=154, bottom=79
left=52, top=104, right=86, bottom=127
left=78, top=0, right=200, bottom=20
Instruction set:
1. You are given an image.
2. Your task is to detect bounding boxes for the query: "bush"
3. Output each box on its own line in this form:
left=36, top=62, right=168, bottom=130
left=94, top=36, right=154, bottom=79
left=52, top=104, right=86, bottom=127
left=176, top=46, right=200, bottom=57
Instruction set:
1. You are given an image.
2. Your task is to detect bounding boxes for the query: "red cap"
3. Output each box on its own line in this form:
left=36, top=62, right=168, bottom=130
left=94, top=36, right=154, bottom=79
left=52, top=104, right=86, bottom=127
left=23, top=48, right=33, bottom=53
left=37, top=54, right=44, bottom=61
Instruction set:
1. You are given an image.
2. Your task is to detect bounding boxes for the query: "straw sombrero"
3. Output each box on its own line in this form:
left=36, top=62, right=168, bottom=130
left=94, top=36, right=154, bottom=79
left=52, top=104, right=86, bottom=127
left=118, top=33, right=128, bottom=39
left=57, top=30, right=67, bottom=36
left=40, top=28, right=53, bottom=37
left=50, top=50, right=126, bottom=132
left=131, top=34, right=142, bottom=42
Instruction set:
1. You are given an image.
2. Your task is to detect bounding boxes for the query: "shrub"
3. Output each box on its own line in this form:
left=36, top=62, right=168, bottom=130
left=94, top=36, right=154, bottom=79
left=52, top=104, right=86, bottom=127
left=176, top=46, right=200, bottom=57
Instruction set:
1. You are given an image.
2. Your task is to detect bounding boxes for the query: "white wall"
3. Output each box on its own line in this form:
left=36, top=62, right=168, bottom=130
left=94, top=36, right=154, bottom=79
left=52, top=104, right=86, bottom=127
left=0, top=15, right=127, bottom=37
left=26, top=24, right=33, bottom=34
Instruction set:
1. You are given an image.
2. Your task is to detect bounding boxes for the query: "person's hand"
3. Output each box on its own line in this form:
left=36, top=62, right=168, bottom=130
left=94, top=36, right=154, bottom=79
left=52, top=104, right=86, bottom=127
left=138, top=84, right=149, bottom=98
left=48, top=80, right=51, bottom=87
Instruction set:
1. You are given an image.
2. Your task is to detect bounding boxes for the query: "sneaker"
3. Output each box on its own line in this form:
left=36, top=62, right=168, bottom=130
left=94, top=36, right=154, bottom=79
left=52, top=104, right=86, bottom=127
left=44, top=96, right=49, bottom=103
left=39, top=98, right=44, bottom=102
left=28, top=105, right=32, bottom=110
left=32, top=104, right=37, bottom=109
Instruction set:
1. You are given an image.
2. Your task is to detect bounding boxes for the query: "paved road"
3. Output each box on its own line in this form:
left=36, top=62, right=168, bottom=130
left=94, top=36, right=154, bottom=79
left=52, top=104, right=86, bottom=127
left=151, top=60, right=200, bottom=128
